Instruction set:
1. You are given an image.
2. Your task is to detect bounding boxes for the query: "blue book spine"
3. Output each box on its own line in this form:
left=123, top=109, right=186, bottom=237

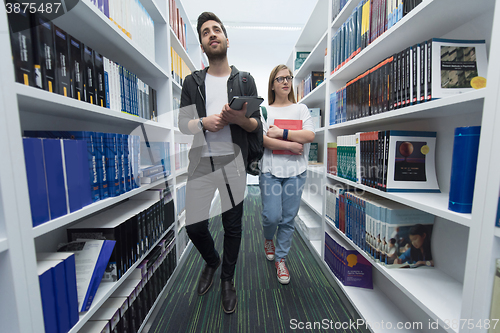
left=82, top=240, right=116, bottom=312
left=50, top=261, right=71, bottom=333
left=38, top=264, right=58, bottom=333
left=63, top=254, right=79, bottom=327
left=105, top=133, right=120, bottom=197
left=43, top=139, right=68, bottom=219
left=63, top=140, right=83, bottom=213
left=104, top=58, right=110, bottom=109
left=134, top=135, right=140, bottom=188
left=120, top=65, right=125, bottom=113
left=23, top=138, right=50, bottom=226
left=95, top=132, right=109, bottom=199
left=117, top=134, right=124, bottom=195
left=75, top=140, right=93, bottom=207
left=124, top=135, right=131, bottom=191
left=103, top=0, right=109, bottom=17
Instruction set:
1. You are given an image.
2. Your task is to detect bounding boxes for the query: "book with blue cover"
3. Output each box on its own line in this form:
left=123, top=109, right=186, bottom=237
left=43, top=139, right=68, bottom=219
left=95, top=132, right=109, bottom=199
left=58, top=239, right=116, bottom=312
left=63, top=139, right=84, bottom=213
left=23, top=138, right=50, bottom=226
left=37, top=252, right=79, bottom=328
left=106, top=133, right=120, bottom=197
left=37, top=261, right=58, bottom=333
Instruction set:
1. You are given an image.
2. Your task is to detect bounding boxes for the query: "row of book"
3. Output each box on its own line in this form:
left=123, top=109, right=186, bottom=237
left=104, top=58, right=159, bottom=121
left=171, top=47, right=192, bottom=87
left=8, top=11, right=160, bottom=122
left=91, top=0, right=156, bottom=59
left=334, top=130, right=439, bottom=192
left=332, top=0, right=349, bottom=23
left=324, top=232, right=373, bottom=289
left=325, top=186, right=435, bottom=268
left=330, top=0, right=422, bottom=74
left=82, top=232, right=176, bottom=333
left=169, top=0, right=188, bottom=50
left=37, top=252, right=80, bottom=333
left=68, top=190, right=175, bottom=285
left=330, top=38, right=488, bottom=125
left=177, top=184, right=186, bottom=217
left=296, top=71, right=324, bottom=102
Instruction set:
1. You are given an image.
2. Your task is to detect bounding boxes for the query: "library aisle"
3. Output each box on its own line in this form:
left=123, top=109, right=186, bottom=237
left=144, top=186, right=365, bottom=333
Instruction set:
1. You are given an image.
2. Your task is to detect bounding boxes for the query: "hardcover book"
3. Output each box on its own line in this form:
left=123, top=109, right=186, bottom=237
left=37, top=261, right=59, bottom=333
left=69, top=36, right=84, bottom=101
left=83, top=45, right=97, bottom=104
left=428, top=38, right=488, bottom=99
left=54, top=25, right=70, bottom=97
left=57, top=239, right=115, bottom=312
left=7, top=8, right=34, bottom=86
left=385, top=130, right=439, bottom=192
left=386, top=223, right=434, bottom=268
left=94, top=51, right=107, bottom=108
left=31, top=13, right=56, bottom=92
left=295, top=51, right=310, bottom=71
left=272, top=119, right=303, bottom=155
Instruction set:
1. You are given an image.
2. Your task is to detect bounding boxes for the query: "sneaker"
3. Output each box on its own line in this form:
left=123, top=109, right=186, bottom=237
left=264, top=239, right=275, bottom=261
left=275, top=258, right=290, bottom=284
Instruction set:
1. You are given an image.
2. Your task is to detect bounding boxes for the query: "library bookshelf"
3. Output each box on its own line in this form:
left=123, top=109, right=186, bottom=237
left=289, top=0, right=500, bottom=332
left=0, top=0, right=200, bottom=331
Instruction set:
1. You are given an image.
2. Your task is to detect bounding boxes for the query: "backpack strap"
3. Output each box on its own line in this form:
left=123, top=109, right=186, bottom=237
left=260, top=106, right=267, bottom=121
left=238, top=71, right=250, bottom=96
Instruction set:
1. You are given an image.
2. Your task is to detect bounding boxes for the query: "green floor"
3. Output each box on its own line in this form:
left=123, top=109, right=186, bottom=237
left=148, top=186, right=363, bottom=333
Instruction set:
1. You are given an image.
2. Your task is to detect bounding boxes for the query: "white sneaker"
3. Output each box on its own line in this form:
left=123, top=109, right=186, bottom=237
left=275, top=258, right=290, bottom=284
left=264, top=239, right=275, bottom=261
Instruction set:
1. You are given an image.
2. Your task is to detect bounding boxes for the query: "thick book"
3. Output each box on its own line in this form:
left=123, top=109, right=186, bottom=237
left=23, top=138, right=50, bottom=226
left=95, top=132, right=109, bottom=199
left=31, top=13, right=56, bottom=92
left=90, top=297, right=124, bottom=333
left=385, top=130, right=439, bottom=192
left=43, top=138, right=68, bottom=219
left=83, top=45, right=96, bottom=104
left=7, top=8, right=34, bottom=86
left=94, top=51, right=106, bottom=107
left=69, top=36, right=84, bottom=101
left=140, top=171, right=168, bottom=184
left=58, top=239, right=116, bottom=312
left=54, top=25, right=70, bottom=97
left=37, top=252, right=79, bottom=328
left=385, top=223, right=434, bottom=268
left=428, top=38, right=488, bottom=100
left=272, top=119, right=303, bottom=155
left=37, top=261, right=58, bottom=333
left=295, top=51, right=310, bottom=71
left=105, top=133, right=121, bottom=197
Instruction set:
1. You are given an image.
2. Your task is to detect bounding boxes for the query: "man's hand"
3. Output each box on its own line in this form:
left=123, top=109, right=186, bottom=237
left=203, top=114, right=228, bottom=132
left=267, top=125, right=284, bottom=139
left=220, top=102, right=248, bottom=126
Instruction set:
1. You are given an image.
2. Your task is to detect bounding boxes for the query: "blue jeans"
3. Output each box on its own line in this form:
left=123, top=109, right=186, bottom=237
left=259, top=171, right=307, bottom=262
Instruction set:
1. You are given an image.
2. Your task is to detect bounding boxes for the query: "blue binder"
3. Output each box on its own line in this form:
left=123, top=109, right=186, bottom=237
left=43, top=139, right=67, bottom=219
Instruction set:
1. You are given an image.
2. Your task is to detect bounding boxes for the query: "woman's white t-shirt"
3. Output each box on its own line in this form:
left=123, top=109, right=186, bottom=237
left=260, top=103, right=315, bottom=178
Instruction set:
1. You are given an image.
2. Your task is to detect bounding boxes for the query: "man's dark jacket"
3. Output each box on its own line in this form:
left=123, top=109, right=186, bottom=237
left=178, top=65, right=262, bottom=176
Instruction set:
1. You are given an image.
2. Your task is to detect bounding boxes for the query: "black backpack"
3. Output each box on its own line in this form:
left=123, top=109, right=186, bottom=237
left=238, top=71, right=266, bottom=176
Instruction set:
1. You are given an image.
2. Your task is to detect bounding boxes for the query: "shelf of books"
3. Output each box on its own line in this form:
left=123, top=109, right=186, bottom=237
left=16, top=84, right=170, bottom=131
left=292, top=0, right=499, bottom=331
left=299, top=80, right=327, bottom=106
left=141, top=0, right=168, bottom=25
left=32, top=178, right=170, bottom=238
left=321, top=227, right=419, bottom=333
left=295, top=31, right=328, bottom=80
left=325, top=216, right=463, bottom=333
left=327, top=175, right=472, bottom=227
left=68, top=227, right=174, bottom=333
left=52, top=0, right=167, bottom=79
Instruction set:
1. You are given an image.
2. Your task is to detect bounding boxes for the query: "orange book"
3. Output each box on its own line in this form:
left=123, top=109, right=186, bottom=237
left=272, top=119, right=303, bottom=155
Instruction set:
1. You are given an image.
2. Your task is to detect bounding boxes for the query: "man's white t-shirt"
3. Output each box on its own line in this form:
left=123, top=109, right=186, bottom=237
left=201, top=73, right=233, bottom=157
left=260, top=103, right=314, bottom=178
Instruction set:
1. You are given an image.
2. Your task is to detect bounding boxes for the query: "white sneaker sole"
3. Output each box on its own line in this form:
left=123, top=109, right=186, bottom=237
left=266, top=254, right=274, bottom=261
left=277, top=276, right=290, bottom=285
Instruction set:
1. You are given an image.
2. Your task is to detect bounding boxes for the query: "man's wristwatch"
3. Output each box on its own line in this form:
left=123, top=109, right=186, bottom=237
left=197, top=117, right=204, bottom=131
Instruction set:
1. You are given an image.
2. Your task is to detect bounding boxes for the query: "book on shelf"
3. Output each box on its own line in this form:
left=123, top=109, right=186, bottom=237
left=54, top=25, right=70, bottom=97
left=94, top=51, right=107, bottom=108
left=294, top=51, right=310, bottom=71
left=385, top=130, right=439, bottom=192
left=57, top=239, right=116, bottom=313
left=37, top=261, right=60, bottom=333
left=83, top=44, right=96, bottom=104
left=91, top=297, right=126, bottom=333
left=7, top=7, right=35, bottom=87
left=31, top=13, right=56, bottom=92
left=427, top=38, right=488, bottom=100
left=308, top=143, right=318, bottom=164
left=272, top=119, right=303, bottom=155
left=385, top=223, right=434, bottom=268
left=327, top=142, right=338, bottom=175
left=140, top=171, right=169, bottom=184
left=69, top=35, right=84, bottom=101
left=309, top=108, right=321, bottom=130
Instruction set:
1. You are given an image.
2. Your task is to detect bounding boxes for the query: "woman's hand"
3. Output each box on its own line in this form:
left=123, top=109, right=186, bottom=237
left=267, top=125, right=284, bottom=139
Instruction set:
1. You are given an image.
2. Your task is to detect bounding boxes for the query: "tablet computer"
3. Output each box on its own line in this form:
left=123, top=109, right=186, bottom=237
left=229, top=96, right=264, bottom=117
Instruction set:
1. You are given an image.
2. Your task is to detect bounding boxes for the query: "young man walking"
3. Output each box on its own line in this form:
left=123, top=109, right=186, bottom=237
left=178, top=12, right=261, bottom=314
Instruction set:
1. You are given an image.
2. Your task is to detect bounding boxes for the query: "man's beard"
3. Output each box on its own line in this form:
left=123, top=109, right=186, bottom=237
left=203, top=42, right=228, bottom=61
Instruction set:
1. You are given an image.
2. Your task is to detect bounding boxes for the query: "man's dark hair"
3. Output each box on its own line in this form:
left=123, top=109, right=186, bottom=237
left=197, top=12, right=227, bottom=43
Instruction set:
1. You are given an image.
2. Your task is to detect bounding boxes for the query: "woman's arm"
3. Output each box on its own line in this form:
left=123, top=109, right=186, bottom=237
left=267, top=125, right=315, bottom=144
left=263, top=135, right=304, bottom=155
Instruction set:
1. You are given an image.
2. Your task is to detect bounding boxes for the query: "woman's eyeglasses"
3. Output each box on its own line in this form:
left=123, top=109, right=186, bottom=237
left=274, top=76, right=293, bottom=83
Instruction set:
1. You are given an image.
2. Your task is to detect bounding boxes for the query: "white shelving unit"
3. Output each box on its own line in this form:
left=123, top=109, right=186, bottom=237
left=290, top=0, right=500, bottom=332
left=0, top=0, right=200, bottom=331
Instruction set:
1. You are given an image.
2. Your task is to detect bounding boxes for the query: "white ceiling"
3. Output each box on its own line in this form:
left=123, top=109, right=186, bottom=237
left=181, top=0, right=318, bottom=102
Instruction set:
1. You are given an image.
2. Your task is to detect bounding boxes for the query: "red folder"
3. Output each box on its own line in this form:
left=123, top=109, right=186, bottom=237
left=272, top=119, right=302, bottom=155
